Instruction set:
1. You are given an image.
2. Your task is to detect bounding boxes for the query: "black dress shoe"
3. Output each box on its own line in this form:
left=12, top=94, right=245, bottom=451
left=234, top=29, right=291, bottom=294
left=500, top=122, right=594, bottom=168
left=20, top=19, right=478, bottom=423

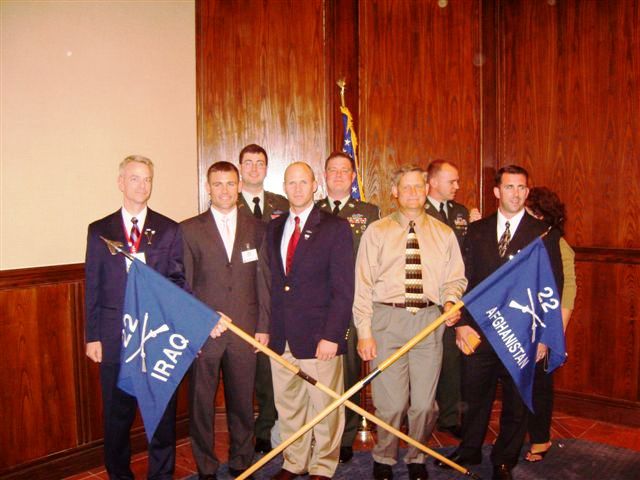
left=339, top=446, right=354, bottom=463
left=407, top=463, right=429, bottom=480
left=492, top=464, right=513, bottom=480
left=229, top=467, right=254, bottom=479
left=434, top=450, right=482, bottom=469
left=373, top=461, right=393, bottom=480
left=436, top=425, right=462, bottom=439
left=198, top=475, right=217, bottom=480
left=255, top=437, right=273, bottom=453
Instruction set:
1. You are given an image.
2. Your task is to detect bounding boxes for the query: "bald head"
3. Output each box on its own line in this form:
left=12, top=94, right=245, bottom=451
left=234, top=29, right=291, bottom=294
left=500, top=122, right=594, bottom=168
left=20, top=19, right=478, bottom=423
left=284, top=162, right=317, bottom=213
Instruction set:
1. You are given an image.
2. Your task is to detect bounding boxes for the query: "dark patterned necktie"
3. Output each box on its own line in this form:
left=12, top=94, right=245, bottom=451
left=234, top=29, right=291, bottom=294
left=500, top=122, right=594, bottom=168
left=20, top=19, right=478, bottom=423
left=332, top=200, right=341, bottom=215
left=405, top=221, right=424, bottom=314
left=253, top=197, right=262, bottom=219
left=130, top=217, right=140, bottom=252
left=498, top=221, right=511, bottom=258
left=439, top=202, right=448, bottom=222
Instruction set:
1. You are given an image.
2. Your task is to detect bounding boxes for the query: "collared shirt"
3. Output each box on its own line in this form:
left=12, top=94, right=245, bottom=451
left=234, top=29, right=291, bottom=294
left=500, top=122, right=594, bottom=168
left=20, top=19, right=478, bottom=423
left=497, top=208, right=525, bottom=241
left=211, top=206, right=237, bottom=260
left=427, top=196, right=448, bottom=217
left=242, top=190, right=264, bottom=212
left=280, top=203, right=314, bottom=271
left=121, top=206, right=148, bottom=247
left=327, top=194, right=351, bottom=212
left=353, top=211, right=467, bottom=339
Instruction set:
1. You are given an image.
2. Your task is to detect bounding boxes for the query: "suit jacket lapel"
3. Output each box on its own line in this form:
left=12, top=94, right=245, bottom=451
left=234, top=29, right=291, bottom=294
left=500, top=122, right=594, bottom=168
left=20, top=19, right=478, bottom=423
left=272, top=215, right=287, bottom=277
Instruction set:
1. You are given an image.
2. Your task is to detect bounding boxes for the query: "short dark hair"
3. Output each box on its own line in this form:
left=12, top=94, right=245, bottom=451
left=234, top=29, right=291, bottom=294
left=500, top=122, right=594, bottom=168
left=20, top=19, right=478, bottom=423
left=426, top=159, right=457, bottom=181
left=526, top=187, right=566, bottom=234
left=239, top=144, right=268, bottom=165
left=324, top=151, right=356, bottom=172
left=207, top=161, right=239, bottom=182
left=495, top=164, right=529, bottom=186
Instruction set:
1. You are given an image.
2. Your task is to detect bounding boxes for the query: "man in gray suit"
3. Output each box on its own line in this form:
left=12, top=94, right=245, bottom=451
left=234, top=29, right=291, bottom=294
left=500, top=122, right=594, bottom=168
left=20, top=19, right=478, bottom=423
left=236, top=143, right=288, bottom=453
left=181, top=161, right=268, bottom=480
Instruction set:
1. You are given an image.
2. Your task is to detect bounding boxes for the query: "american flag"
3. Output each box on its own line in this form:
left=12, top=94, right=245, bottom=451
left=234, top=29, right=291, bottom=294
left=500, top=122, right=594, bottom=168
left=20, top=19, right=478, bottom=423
left=340, top=105, right=365, bottom=201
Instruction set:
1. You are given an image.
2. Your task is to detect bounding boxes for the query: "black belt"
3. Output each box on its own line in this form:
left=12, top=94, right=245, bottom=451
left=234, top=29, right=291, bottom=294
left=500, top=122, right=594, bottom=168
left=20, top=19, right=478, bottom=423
left=379, top=301, right=434, bottom=309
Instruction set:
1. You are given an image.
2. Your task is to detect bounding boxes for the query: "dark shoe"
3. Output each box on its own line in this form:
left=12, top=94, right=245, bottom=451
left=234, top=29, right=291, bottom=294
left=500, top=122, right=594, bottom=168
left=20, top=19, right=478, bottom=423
left=407, top=463, right=428, bottom=480
left=198, top=475, right=217, bottom=480
left=492, top=464, right=513, bottom=480
left=434, top=450, right=482, bottom=469
left=373, top=461, right=393, bottom=480
left=339, top=446, right=354, bottom=463
left=271, top=469, right=304, bottom=480
left=229, top=467, right=254, bottom=479
left=437, top=424, right=462, bottom=439
left=255, top=437, right=273, bottom=453
left=308, top=476, right=331, bottom=480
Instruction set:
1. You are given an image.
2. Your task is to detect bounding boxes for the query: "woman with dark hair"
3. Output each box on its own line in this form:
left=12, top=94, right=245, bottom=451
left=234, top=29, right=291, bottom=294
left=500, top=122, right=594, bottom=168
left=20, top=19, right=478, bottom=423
left=524, top=187, right=577, bottom=462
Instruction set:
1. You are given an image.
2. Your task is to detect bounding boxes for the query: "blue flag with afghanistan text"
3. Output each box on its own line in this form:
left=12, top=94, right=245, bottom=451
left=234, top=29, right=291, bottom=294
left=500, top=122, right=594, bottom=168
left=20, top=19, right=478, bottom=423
left=118, top=260, right=219, bottom=441
left=340, top=105, right=365, bottom=201
left=462, top=237, right=566, bottom=411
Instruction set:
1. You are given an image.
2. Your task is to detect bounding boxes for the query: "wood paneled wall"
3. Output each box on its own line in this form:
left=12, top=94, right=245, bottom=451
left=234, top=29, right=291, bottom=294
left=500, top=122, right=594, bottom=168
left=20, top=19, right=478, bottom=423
left=496, top=0, right=640, bottom=420
left=0, top=267, right=192, bottom=479
left=3, top=0, right=639, bottom=477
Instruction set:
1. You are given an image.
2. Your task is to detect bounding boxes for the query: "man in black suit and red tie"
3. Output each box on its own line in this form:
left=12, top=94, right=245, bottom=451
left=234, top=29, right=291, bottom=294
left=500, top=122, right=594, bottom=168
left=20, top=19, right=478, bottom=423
left=84, top=155, right=188, bottom=480
left=259, top=162, right=354, bottom=480
left=436, top=165, right=563, bottom=480
left=181, top=161, right=268, bottom=480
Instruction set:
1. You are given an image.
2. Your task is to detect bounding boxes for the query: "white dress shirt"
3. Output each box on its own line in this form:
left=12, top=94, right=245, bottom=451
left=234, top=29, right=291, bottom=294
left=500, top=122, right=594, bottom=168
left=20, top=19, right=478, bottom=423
left=497, top=208, right=525, bottom=241
left=280, top=203, right=314, bottom=271
left=211, top=206, right=237, bottom=260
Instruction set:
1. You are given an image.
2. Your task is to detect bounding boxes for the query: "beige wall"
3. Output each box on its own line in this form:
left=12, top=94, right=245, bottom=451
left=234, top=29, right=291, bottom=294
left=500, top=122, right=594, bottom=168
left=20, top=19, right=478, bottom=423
left=0, top=0, right=197, bottom=269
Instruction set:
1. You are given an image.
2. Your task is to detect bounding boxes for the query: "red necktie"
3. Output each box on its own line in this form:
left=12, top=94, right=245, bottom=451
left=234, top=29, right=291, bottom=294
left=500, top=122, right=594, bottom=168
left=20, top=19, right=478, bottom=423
left=130, top=217, right=141, bottom=253
left=285, top=216, right=301, bottom=275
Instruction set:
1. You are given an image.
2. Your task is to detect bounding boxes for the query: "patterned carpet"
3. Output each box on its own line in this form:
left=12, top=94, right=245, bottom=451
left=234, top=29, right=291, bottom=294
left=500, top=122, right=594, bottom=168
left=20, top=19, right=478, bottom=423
left=186, top=439, right=640, bottom=480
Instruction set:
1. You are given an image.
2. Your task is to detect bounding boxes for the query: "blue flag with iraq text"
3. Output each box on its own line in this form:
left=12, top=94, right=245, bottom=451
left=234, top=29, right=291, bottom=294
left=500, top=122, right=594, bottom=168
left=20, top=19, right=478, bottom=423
left=462, top=237, right=566, bottom=411
left=118, top=259, right=219, bottom=441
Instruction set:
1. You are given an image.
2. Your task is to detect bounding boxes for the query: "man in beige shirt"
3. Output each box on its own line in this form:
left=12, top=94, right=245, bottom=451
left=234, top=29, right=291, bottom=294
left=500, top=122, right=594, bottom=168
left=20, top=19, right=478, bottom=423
left=354, top=164, right=467, bottom=480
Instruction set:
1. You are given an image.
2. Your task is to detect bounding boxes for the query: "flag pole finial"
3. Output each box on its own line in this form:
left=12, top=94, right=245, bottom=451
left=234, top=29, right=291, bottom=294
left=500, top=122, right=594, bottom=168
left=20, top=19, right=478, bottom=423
left=100, top=236, right=135, bottom=261
left=336, top=78, right=346, bottom=107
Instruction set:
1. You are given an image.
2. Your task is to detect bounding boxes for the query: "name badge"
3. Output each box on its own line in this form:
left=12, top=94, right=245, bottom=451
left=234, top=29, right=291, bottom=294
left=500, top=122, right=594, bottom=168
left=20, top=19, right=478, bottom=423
left=126, top=252, right=146, bottom=271
left=242, top=248, right=258, bottom=263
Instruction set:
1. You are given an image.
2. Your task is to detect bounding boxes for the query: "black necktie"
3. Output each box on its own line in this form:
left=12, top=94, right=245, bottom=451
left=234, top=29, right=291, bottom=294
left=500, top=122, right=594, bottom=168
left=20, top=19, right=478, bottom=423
left=439, top=202, right=448, bottom=222
left=498, top=221, right=511, bottom=258
left=252, top=197, right=262, bottom=219
left=332, top=200, right=341, bottom=215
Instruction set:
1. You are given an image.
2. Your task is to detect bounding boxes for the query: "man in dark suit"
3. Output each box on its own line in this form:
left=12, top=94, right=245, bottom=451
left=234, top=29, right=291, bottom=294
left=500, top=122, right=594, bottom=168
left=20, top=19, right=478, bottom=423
left=259, top=162, right=354, bottom=480
left=181, top=161, right=268, bottom=480
left=236, top=143, right=288, bottom=454
left=85, top=155, right=187, bottom=480
left=436, top=165, right=563, bottom=480
left=316, top=152, right=380, bottom=463
left=424, top=159, right=480, bottom=438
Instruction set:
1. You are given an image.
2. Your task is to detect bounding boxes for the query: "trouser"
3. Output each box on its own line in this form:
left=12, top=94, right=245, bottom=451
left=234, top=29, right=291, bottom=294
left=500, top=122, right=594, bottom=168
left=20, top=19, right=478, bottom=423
left=370, top=304, right=443, bottom=466
left=271, top=344, right=345, bottom=477
left=100, top=362, right=177, bottom=480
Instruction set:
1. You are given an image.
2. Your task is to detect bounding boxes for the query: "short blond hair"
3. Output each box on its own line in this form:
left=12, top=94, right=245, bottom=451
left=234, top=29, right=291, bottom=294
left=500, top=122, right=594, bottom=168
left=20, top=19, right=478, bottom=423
left=391, top=164, right=426, bottom=186
left=119, top=155, right=154, bottom=176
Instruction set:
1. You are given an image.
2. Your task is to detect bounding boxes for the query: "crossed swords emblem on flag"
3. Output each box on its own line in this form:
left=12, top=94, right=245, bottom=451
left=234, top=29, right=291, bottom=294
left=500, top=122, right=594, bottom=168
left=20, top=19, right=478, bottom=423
left=122, top=311, right=170, bottom=372
left=508, top=287, right=546, bottom=342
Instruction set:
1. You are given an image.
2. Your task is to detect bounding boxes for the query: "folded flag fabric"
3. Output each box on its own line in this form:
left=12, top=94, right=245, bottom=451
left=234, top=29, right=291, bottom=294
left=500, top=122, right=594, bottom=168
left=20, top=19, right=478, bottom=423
left=118, top=259, right=219, bottom=440
left=463, top=237, right=566, bottom=411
